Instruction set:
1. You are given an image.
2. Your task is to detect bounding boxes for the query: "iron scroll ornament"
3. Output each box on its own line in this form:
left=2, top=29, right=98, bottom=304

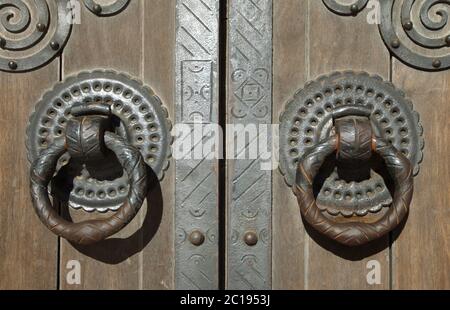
left=322, top=0, right=450, bottom=71
left=279, top=71, right=424, bottom=246
left=0, top=0, right=130, bottom=73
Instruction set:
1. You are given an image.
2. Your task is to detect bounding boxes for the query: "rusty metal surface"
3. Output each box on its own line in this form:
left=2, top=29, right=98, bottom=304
left=175, top=0, right=220, bottom=290
left=26, top=70, right=171, bottom=212
left=227, top=0, right=273, bottom=290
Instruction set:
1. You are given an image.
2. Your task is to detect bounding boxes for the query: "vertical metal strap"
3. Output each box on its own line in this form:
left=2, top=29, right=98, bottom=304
left=227, top=0, right=273, bottom=289
left=175, top=0, right=220, bottom=289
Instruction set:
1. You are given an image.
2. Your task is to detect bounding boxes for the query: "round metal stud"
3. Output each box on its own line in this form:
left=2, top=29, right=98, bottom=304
left=8, top=61, right=17, bottom=70
left=433, top=59, right=442, bottom=68
left=279, top=72, right=424, bottom=216
left=50, top=41, right=60, bottom=51
left=391, top=39, right=400, bottom=49
left=403, top=20, right=413, bottom=31
left=243, top=231, right=258, bottom=246
left=93, top=4, right=102, bottom=14
left=26, top=70, right=172, bottom=212
left=350, top=4, right=359, bottom=15
left=189, top=230, right=205, bottom=246
left=36, top=23, right=46, bottom=32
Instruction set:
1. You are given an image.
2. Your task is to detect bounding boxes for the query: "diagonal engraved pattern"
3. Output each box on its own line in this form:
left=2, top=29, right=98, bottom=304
left=175, top=0, right=219, bottom=290
left=228, top=0, right=272, bottom=289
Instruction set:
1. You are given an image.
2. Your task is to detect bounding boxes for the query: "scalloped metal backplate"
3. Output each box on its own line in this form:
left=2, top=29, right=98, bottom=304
left=26, top=70, right=172, bottom=212
left=279, top=72, right=424, bottom=215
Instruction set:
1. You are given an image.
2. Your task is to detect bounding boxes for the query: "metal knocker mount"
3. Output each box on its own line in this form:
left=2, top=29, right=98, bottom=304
left=26, top=70, right=172, bottom=244
left=279, top=71, right=424, bottom=246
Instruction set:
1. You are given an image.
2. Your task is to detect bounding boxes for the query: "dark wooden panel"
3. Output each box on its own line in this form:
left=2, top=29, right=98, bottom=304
left=0, top=62, right=59, bottom=289
left=142, top=0, right=176, bottom=290
left=272, top=0, right=307, bottom=290
left=392, top=61, right=450, bottom=289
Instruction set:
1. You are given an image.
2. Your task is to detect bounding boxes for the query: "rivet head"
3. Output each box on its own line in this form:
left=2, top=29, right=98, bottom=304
left=93, top=4, right=102, bottom=14
left=350, top=4, right=359, bottom=15
left=0, top=37, right=5, bottom=49
left=189, top=230, right=205, bottom=246
left=391, top=39, right=400, bottom=49
left=403, top=20, right=413, bottom=31
left=432, top=59, right=442, bottom=68
left=50, top=41, right=60, bottom=50
left=8, top=61, right=17, bottom=70
left=243, top=231, right=258, bottom=246
left=36, top=23, right=46, bottom=32
left=445, top=35, right=450, bottom=46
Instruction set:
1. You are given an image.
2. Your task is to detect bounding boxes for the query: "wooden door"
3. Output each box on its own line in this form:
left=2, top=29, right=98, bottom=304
left=0, top=0, right=449, bottom=291
left=0, top=0, right=177, bottom=290
left=269, top=0, right=450, bottom=289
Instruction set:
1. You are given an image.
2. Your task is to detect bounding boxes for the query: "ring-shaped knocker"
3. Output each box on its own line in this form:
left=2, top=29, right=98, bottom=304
left=30, top=131, right=147, bottom=245
left=293, top=134, right=414, bottom=246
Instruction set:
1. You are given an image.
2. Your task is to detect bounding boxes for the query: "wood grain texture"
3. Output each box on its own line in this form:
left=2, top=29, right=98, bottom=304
left=60, top=0, right=144, bottom=289
left=272, top=0, right=307, bottom=290
left=392, top=60, right=450, bottom=289
left=0, top=62, right=59, bottom=289
left=141, top=0, right=175, bottom=290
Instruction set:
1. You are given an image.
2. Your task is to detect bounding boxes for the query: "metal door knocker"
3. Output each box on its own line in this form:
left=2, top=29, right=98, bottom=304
left=26, top=70, right=172, bottom=244
left=279, top=71, right=424, bottom=246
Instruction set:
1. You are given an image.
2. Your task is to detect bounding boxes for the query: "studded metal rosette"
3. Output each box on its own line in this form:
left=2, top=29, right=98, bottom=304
left=279, top=71, right=424, bottom=218
left=323, top=0, right=450, bottom=71
left=0, top=0, right=72, bottom=72
left=26, top=70, right=172, bottom=212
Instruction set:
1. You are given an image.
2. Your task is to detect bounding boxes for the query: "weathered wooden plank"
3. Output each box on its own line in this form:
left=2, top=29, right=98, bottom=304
left=392, top=61, right=450, bottom=289
left=141, top=0, right=176, bottom=290
left=0, top=62, right=59, bottom=290
left=59, top=0, right=144, bottom=289
left=272, top=0, right=308, bottom=290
